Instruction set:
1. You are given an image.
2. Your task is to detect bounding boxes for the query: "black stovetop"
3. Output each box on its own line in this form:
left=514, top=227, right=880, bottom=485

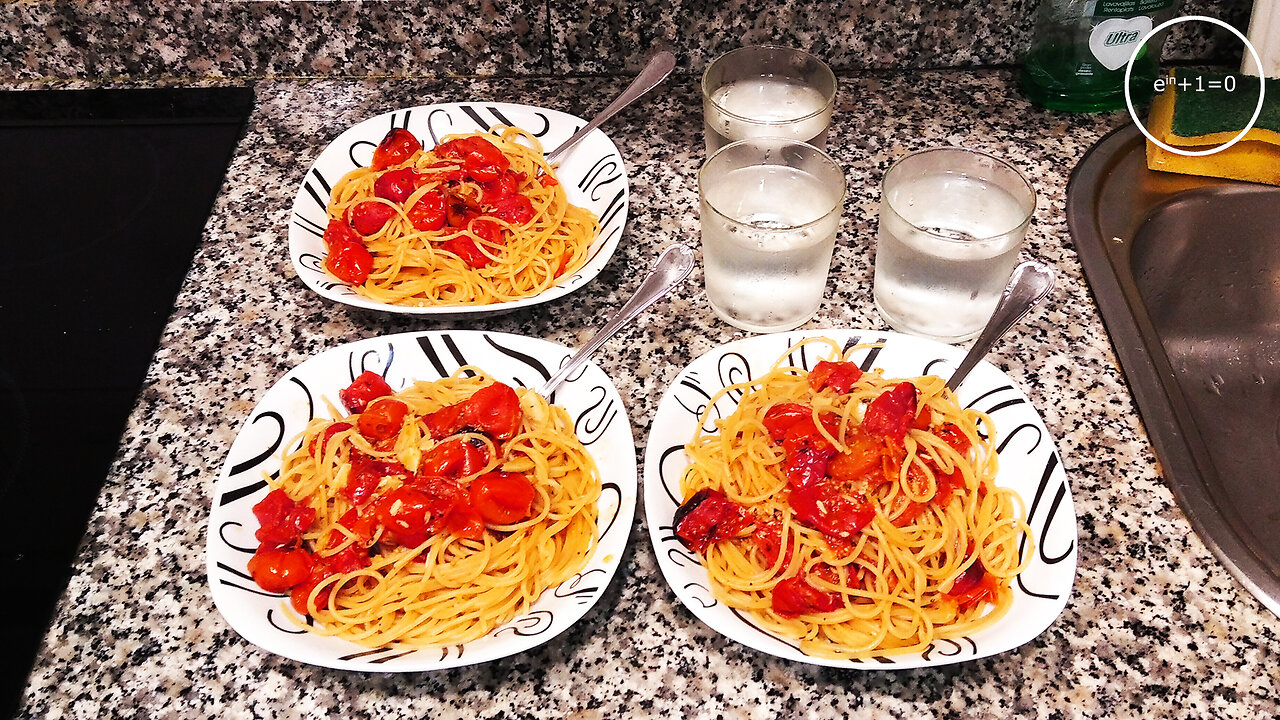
left=0, top=86, right=254, bottom=717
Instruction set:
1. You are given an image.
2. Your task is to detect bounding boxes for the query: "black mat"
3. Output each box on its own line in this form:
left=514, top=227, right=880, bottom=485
left=0, top=86, right=254, bottom=717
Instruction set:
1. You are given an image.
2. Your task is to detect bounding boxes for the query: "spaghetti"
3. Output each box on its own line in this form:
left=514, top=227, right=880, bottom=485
left=674, top=337, right=1031, bottom=658
left=246, top=368, right=600, bottom=648
left=320, top=125, right=600, bottom=307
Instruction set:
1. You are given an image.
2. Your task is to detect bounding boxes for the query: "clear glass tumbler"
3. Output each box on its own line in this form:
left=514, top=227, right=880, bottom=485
left=702, top=45, right=837, bottom=156
left=873, top=147, right=1037, bottom=344
left=699, top=138, right=845, bottom=333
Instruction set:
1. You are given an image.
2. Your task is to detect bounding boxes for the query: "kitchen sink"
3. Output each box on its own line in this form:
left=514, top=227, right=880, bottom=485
left=1068, top=124, right=1280, bottom=616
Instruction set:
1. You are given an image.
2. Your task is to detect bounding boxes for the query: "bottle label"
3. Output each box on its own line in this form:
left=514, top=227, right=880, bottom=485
left=1088, top=15, right=1154, bottom=70
left=1093, top=0, right=1177, bottom=15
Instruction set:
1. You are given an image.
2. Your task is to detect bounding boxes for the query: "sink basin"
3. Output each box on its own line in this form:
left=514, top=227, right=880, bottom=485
left=1068, top=124, right=1280, bottom=616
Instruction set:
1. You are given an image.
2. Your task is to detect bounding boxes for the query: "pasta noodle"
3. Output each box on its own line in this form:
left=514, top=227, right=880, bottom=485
left=675, top=337, right=1032, bottom=658
left=247, top=369, right=600, bottom=648
left=323, top=126, right=599, bottom=307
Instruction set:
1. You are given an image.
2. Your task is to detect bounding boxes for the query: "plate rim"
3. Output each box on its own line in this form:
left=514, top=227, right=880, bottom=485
left=206, top=329, right=638, bottom=671
left=287, top=101, right=630, bottom=316
left=642, top=328, right=1078, bottom=669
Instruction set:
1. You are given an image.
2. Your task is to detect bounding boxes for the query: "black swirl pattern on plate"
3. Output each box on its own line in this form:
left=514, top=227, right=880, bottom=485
left=218, top=408, right=286, bottom=506
left=672, top=370, right=716, bottom=423
left=553, top=568, right=607, bottom=606
left=657, top=444, right=688, bottom=508
left=573, top=386, right=619, bottom=447
left=216, top=522, right=256, bottom=555
left=481, top=333, right=553, bottom=384
left=684, top=582, right=718, bottom=609
left=266, top=609, right=308, bottom=635
left=598, top=482, right=624, bottom=539
left=337, top=645, right=428, bottom=664
left=716, top=352, right=753, bottom=406
left=492, top=610, right=554, bottom=638
left=921, top=636, right=978, bottom=661
left=665, top=542, right=702, bottom=570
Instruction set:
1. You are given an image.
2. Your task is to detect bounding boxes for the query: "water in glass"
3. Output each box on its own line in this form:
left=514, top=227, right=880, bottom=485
left=702, top=164, right=841, bottom=332
left=704, top=76, right=832, bottom=154
left=874, top=173, right=1029, bottom=343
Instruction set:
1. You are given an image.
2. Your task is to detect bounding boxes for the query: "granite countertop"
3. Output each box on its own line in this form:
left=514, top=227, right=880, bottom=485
left=17, top=70, right=1280, bottom=719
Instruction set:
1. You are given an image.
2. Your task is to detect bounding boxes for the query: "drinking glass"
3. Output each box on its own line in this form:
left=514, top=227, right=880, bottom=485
left=702, top=45, right=837, bottom=155
left=873, top=147, right=1037, bottom=344
left=699, top=138, right=845, bottom=333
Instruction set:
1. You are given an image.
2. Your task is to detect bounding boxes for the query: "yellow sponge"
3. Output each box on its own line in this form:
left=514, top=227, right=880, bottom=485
left=1145, top=69, right=1280, bottom=186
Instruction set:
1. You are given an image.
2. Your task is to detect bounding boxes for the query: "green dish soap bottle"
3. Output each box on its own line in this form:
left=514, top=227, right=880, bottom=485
left=1022, top=0, right=1182, bottom=112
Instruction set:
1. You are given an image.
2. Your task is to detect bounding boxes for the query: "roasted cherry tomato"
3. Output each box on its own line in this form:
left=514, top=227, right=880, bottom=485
left=421, top=402, right=468, bottom=439
left=336, top=506, right=379, bottom=543
left=469, top=472, right=537, bottom=525
left=780, top=415, right=840, bottom=488
left=374, top=486, right=435, bottom=548
left=479, top=170, right=523, bottom=204
left=445, top=500, right=487, bottom=541
left=947, top=559, right=999, bottom=607
left=827, top=429, right=885, bottom=483
left=407, top=189, right=447, bottom=231
left=339, top=370, right=394, bottom=413
left=863, top=381, right=919, bottom=444
left=325, top=239, right=374, bottom=285
left=357, top=397, right=409, bottom=443
left=340, top=452, right=406, bottom=506
left=421, top=382, right=523, bottom=441
left=787, top=482, right=874, bottom=541
left=420, top=437, right=489, bottom=478
left=442, top=236, right=490, bottom=268
left=322, top=217, right=362, bottom=250
left=252, top=489, right=315, bottom=547
left=371, top=127, right=423, bottom=171
left=673, top=488, right=753, bottom=554
left=771, top=574, right=843, bottom=617
left=445, top=193, right=480, bottom=228
left=490, top=193, right=534, bottom=224
left=936, top=422, right=972, bottom=455
left=373, top=167, right=421, bottom=203
left=411, top=478, right=471, bottom=535
left=462, top=137, right=510, bottom=182
left=437, top=135, right=510, bottom=182
left=752, top=520, right=787, bottom=569
left=421, top=160, right=465, bottom=184
left=345, top=454, right=411, bottom=502
left=248, top=546, right=314, bottom=593
left=324, top=542, right=371, bottom=574
left=809, top=360, right=864, bottom=394
left=308, top=421, right=351, bottom=458
left=290, top=560, right=337, bottom=615
left=347, top=201, right=396, bottom=235
left=762, top=403, right=812, bottom=442
left=466, top=382, right=522, bottom=441
left=471, top=218, right=504, bottom=246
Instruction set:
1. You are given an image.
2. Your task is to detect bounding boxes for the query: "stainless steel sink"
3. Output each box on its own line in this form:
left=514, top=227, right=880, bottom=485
left=1068, top=124, right=1280, bottom=616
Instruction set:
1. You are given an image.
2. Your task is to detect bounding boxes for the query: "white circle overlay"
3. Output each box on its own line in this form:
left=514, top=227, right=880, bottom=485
left=1125, top=15, right=1265, bottom=157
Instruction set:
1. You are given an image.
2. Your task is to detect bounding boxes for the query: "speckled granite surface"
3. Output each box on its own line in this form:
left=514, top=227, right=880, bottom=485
left=0, top=0, right=1255, bottom=82
left=13, top=70, right=1280, bottom=718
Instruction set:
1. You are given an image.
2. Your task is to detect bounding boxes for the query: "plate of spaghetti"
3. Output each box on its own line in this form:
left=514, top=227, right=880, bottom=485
left=289, top=102, right=628, bottom=315
left=644, top=330, right=1076, bottom=668
left=207, top=330, right=636, bottom=670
